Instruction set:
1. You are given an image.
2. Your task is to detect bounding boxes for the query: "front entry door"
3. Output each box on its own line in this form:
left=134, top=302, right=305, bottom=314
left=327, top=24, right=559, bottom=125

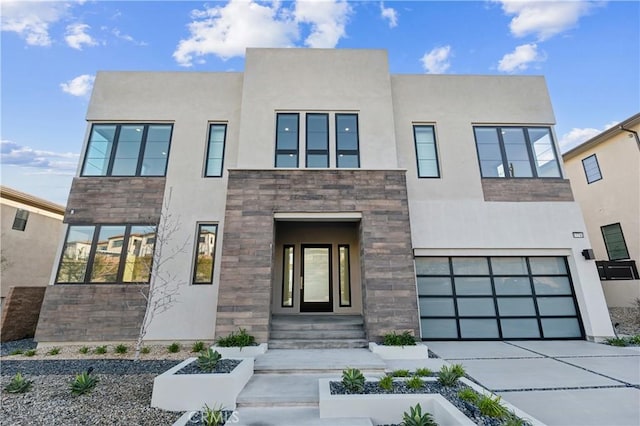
left=301, top=245, right=332, bottom=312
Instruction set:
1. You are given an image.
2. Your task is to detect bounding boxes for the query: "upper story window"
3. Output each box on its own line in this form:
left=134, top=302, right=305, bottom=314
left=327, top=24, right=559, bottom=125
left=413, top=125, right=440, bottom=178
left=81, top=124, right=172, bottom=177
left=474, top=126, right=561, bottom=178
left=193, top=223, right=218, bottom=284
left=56, top=224, right=156, bottom=284
left=12, top=209, right=29, bottom=231
left=336, top=114, right=360, bottom=168
left=275, top=113, right=299, bottom=168
left=582, top=154, right=602, bottom=184
left=205, top=124, right=227, bottom=177
left=306, top=114, right=329, bottom=168
left=601, top=223, right=630, bottom=261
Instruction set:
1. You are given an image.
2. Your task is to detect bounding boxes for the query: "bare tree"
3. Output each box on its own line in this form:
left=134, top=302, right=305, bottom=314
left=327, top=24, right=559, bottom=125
left=134, top=189, right=190, bottom=361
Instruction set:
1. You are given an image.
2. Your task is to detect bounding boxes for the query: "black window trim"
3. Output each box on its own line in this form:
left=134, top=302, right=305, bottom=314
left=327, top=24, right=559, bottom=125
left=335, top=113, right=360, bottom=168
left=275, top=113, right=299, bottom=168
left=601, top=222, right=630, bottom=261
left=413, top=124, right=441, bottom=178
left=338, top=244, right=352, bottom=307
left=204, top=122, right=228, bottom=178
left=281, top=244, right=295, bottom=307
left=192, top=223, right=219, bottom=285
left=81, top=123, right=174, bottom=177
left=582, top=153, right=602, bottom=184
left=305, top=113, right=329, bottom=168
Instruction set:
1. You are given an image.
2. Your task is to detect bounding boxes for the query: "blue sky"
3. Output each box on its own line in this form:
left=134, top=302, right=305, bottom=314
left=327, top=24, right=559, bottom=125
left=1, top=0, right=638, bottom=205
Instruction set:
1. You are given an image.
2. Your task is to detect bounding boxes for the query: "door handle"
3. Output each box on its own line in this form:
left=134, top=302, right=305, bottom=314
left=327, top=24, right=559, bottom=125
left=300, top=276, right=304, bottom=290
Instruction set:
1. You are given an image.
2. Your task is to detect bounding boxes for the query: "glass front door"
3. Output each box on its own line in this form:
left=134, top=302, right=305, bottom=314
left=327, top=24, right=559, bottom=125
left=301, top=245, right=332, bottom=312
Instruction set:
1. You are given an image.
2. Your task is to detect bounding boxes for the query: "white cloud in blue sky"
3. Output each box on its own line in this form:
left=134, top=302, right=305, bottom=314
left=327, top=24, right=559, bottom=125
left=380, top=2, right=398, bottom=29
left=498, top=43, right=545, bottom=73
left=0, top=0, right=70, bottom=46
left=421, top=45, right=452, bottom=74
left=65, top=23, right=97, bottom=50
left=1, top=140, right=79, bottom=172
left=60, top=74, right=95, bottom=97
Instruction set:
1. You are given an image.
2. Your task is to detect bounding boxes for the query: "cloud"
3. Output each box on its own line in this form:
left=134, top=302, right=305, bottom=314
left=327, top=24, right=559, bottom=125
left=0, top=0, right=73, bottom=46
left=421, top=45, right=452, bottom=74
left=60, top=74, right=95, bottom=96
left=112, top=28, right=147, bottom=46
left=173, top=0, right=351, bottom=66
left=65, top=23, right=97, bottom=49
left=1, top=140, right=79, bottom=173
left=495, top=0, right=597, bottom=41
left=380, top=2, right=398, bottom=28
left=559, top=121, right=619, bottom=152
left=497, top=43, right=545, bottom=72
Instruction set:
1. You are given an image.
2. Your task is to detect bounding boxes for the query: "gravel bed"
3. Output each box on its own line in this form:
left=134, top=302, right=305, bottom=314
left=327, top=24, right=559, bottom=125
left=175, top=359, right=241, bottom=375
left=609, top=307, right=640, bottom=336
left=1, top=359, right=180, bottom=376
left=0, top=338, right=37, bottom=356
left=185, top=410, right=236, bottom=425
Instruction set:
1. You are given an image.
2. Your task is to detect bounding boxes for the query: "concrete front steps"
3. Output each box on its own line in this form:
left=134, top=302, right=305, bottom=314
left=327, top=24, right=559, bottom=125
left=269, top=314, right=368, bottom=349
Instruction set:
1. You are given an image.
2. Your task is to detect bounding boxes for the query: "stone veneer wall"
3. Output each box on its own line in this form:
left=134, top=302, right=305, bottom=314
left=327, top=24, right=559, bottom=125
left=1, top=287, right=46, bottom=342
left=215, top=169, right=419, bottom=343
left=482, top=179, right=574, bottom=202
left=35, top=285, right=147, bottom=342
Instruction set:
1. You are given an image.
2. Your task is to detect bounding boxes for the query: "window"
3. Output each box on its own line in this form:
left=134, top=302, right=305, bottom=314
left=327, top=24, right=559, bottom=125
left=205, top=124, right=227, bottom=177
left=193, top=224, right=218, bottom=284
left=339, top=245, right=351, bottom=307
left=582, top=154, right=602, bottom=184
left=336, top=114, right=360, bottom=168
left=12, top=209, right=29, bottom=231
left=275, top=113, right=299, bottom=167
left=413, top=125, right=440, bottom=178
left=282, top=245, right=295, bottom=307
left=81, top=124, right=172, bottom=177
left=56, top=224, right=156, bottom=283
left=601, top=223, right=630, bottom=261
left=306, top=114, right=329, bottom=168
left=474, top=126, right=561, bottom=178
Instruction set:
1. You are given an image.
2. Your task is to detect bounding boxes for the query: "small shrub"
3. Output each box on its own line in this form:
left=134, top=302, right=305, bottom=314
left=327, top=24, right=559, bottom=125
left=605, top=337, right=628, bottom=347
left=501, top=415, right=532, bottom=426
left=406, top=376, right=424, bottom=390
left=378, top=374, right=394, bottom=391
left=47, top=347, right=61, bottom=356
left=24, top=349, right=37, bottom=357
left=383, top=331, right=416, bottom=346
left=450, top=363, right=466, bottom=377
left=414, top=367, right=432, bottom=377
left=628, top=335, right=640, bottom=345
left=201, top=403, right=224, bottom=426
left=401, top=403, right=438, bottom=426
left=78, top=346, right=89, bottom=354
left=115, top=344, right=128, bottom=354
left=70, top=371, right=99, bottom=395
left=477, top=393, right=508, bottom=418
left=141, top=346, right=151, bottom=354
left=192, top=341, right=206, bottom=353
left=341, top=367, right=365, bottom=393
left=9, top=349, right=24, bottom=356
left=457, top=387, right=478, bottom=403
left=215, top=328, right=256, bottom=348
left=94, top=345, right=107, bottom=355
left=197, top=349, right=222, bottom=372
left=4, top=372, right=33, bottom=394
left=167, top=342, right=181, bottom=353
left=437, top=364, right=464, bottom=387
left=391, top=369, right=411, bottom=377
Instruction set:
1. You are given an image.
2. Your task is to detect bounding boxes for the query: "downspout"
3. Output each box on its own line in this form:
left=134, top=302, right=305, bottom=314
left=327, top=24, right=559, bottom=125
left=620, top=125, right=640, bottom=151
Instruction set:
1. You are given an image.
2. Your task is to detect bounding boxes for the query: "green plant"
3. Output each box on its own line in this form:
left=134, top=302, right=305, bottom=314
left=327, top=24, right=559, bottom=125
left=391, top=369, right=411, bottom=377
left=341, top=367, right=365, bottom=393
left=94, top=345, right=107, bottom=355
left=378, top=374, right=394, bottom=391
left=501, top=415, right=531, bottom=426
left=414, top=367, right=432, bottom=377
left=605, top=337, right=628, bottom=347
left=115, top=344, right=128, bottom=354
left=406, top=376, right=424, bottom=390
left=477, top=393, right=508, bottom=418
left=401, top=403, right=438, bottom=426
left=192, top=341, right=206, bottom=353
left=167, top=342, right=181, bottom=353
left=383, top=331, right=416, bottom=346
left=450, top=363, right=466, bottom=377
left=457, top=387, right=478, bottom=403
left=24, top=349, right=37, bottom=357
left=70, top=371, right=99, bottom=395
left=141, top=346, right=151, bottom=354
left=628, top=335, right=640, bottom=345
left=201, top=403, right=224, bottom=426
left=437, top=364, right=464, bottom=387
left=78, top=346, right=89, bottom=354
left=215, top=328, right=256, bottom=348
left=4, top=372, right=33, bottom=394
left=47, top=347, right=61, bottom=356
left=9, top=349, right=24, bottom=356
left=197, top=349, right=222, bottom=372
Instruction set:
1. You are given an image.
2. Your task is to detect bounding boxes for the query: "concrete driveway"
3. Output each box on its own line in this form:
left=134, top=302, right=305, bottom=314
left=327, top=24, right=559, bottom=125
left=428, top=340, right=640, bottom=426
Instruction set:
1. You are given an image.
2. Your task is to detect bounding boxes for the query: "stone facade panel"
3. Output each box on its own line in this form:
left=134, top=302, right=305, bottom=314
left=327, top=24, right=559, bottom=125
left=481, top=179, right=574, bottom=202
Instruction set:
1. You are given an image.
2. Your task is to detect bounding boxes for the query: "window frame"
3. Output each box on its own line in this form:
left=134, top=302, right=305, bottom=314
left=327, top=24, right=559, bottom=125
left=335, top=113, right=360, bottom=168
left=413, top=124, right=441, bottom=178
left=80, top=123, right=173, bottom=177
left=12, top=209, right=29, bottom=231
left=338, top=244, right=352, bottom=307
left=601, top=223, right=630, bottom=261
left=204, top=123, right=227, bottom=177
left=305, top=113, right=329, bottom=168
left=281, top=245, right=295, bottom=307
left=275, top=113, right=300, bottom=168
left=55, top=224, right=157, bottom=284
left=192, top=223, right=219, bottom=285
left=582, top=154, right=602, bottom=184
left=473, top=126, right=562, bottom=179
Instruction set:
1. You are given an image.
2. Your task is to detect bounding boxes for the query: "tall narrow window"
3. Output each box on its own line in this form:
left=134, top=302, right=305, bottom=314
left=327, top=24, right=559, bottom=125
left=601, top=223, right=630, bottom=261
left=83, top=125, right=117, bottom=176
left=275, top=113, right=299, bottom=167
left=12, top=209, right=29, bottom=231
left=413, top=125, right=440, bottom=178
left=90, top=226, right=126, bottom=282
left=282, top=245, right=295, bottom=307
left=582, top=154, right=602, bottom=184
left=205, top=124, right=227, bottom=177
left=56, top=226, right=96, bottom=283
left=502, top=128, right=533, bottom=177
left=193, top=224, right=218, bottom=284
left=122, top=226, right=155, bottom=282
left=339, top=245, right=351, bottom=307
left=306, top=114, right=329, bottom=167
left=336, top=114, right=359, bottom=168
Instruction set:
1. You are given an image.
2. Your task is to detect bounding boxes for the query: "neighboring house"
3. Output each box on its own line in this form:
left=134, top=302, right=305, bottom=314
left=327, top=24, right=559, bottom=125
left=35, top=48, right=614, bottom=345
left=0, top=186, right=65, bottom=309
left=562, top=113, right=640, bottom=308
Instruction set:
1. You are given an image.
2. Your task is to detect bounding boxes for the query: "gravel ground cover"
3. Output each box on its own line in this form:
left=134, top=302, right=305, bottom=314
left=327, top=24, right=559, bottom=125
left=175, top=359, right=241, bottom=375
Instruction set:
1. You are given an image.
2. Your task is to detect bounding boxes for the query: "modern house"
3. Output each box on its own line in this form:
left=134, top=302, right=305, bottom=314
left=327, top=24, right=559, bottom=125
left=35, top=48, right=615, bottom=345
left=562, top=113, right=640, bottom=308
